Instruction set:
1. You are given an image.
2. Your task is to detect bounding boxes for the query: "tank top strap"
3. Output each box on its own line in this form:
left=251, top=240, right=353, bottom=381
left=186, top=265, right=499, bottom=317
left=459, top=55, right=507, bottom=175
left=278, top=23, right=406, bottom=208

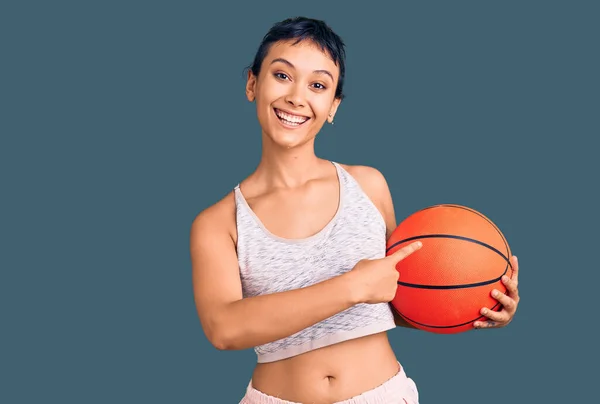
left=330, top=161, right=387, bottom=232
left=233, top=184, right=247, bottom=216
left=331, top=161, right=366, bottom=200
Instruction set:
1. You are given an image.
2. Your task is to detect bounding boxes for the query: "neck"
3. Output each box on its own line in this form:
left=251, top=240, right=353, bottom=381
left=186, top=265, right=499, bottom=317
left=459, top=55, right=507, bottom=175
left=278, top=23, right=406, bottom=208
left=254, top=136, right=325, bottom=189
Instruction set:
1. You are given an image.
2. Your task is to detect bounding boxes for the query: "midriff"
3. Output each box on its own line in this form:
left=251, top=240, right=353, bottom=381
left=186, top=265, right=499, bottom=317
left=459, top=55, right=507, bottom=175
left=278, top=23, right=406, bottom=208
left=250, top=331, right=400, bottom=403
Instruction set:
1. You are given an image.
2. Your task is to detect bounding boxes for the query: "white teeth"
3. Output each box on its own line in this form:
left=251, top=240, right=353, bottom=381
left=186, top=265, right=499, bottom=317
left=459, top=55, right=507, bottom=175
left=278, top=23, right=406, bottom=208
left=275, top=109, right=309, bottom=124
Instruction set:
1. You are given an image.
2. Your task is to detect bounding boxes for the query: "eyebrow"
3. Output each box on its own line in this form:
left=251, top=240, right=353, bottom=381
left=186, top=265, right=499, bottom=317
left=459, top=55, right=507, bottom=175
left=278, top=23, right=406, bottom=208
left=270, top=58, right=334, bottom=82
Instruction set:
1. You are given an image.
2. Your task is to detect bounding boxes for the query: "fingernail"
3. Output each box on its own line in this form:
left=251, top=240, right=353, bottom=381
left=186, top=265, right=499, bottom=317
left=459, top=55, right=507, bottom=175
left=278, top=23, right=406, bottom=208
left=502, top=275, right=509, bottom=283
left=416, top=241, right=422, bottom=247
left=492, top=290, right=499, bottom=297
left=481, top=308, right=488, bottom=315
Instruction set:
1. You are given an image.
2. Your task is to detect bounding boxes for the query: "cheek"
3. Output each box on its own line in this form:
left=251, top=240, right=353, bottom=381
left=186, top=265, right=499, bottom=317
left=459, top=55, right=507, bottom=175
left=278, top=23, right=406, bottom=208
left=257, top=78, right=282, bottom=101
left=256, top=88, right=280, bottom=116
left=311, top=99, right=333, bottom=120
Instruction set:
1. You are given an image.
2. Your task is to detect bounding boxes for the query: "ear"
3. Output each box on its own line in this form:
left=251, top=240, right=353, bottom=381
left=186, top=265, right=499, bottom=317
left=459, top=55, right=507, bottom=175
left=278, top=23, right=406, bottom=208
left=246, top=70, right=257, bottom=102
left=327, top=97, right=342, bottom=123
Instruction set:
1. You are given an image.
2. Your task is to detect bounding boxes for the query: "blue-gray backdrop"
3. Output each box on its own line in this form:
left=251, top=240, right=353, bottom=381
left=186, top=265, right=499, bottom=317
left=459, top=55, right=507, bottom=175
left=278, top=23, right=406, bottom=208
left=2, top=1, right=597, bottom=403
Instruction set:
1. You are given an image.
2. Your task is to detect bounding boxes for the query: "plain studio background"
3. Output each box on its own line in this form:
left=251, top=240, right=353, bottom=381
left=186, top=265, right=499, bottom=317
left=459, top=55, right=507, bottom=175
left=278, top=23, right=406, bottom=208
left=1, top=1, right=598, bottom=403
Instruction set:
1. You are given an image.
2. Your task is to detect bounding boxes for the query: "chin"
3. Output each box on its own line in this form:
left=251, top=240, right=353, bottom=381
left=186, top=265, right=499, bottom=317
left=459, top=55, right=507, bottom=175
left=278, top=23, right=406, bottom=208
left=268, top=132, right=310, bottom=149
left=267, top=125, right=313, bottom=149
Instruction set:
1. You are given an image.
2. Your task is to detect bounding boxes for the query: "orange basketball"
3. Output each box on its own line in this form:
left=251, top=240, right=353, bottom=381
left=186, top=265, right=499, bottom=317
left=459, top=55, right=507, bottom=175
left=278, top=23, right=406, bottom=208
left=386, top=204, right=514, bottom=334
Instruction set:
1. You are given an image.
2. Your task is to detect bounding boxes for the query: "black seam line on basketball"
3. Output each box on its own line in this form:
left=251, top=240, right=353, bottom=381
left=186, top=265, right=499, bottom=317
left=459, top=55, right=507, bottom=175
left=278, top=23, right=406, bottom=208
left=397, top=204, right=511, bottom=259
left=386, top=234, right=509, bottom=262
left=397, top=271, right=506, bottom=289
left=394, top=301, right=502, bottom=329
left=388, top=234, right=510, bottom=288
left=413, top=204, right=511, bottom=259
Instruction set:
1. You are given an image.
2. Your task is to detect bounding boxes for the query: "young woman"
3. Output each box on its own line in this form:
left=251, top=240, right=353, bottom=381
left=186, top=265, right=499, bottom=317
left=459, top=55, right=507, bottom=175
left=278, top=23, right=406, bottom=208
left=190, top=17, right=520, bottom=404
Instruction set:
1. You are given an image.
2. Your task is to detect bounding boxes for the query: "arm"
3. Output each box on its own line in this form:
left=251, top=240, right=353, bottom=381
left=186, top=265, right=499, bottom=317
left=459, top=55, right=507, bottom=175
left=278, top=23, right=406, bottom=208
left=190, top=204, right=361, bottom=351
left=347, top=165, right=417, bottom=329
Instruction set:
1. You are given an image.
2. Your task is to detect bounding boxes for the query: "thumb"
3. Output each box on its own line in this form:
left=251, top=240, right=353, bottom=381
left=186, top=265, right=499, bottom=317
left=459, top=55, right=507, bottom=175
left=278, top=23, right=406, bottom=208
left=387, top=240, right=422, bottom=262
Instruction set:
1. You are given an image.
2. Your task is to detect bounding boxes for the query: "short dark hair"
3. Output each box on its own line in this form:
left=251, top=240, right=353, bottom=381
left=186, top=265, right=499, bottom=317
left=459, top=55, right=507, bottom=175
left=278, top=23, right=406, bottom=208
left=247, top=17, right=347, bottom=100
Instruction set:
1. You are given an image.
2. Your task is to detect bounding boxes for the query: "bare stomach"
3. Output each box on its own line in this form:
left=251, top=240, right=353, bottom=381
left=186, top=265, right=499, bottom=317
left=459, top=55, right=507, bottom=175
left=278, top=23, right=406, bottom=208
left=250, top=332, right=400, bottom=403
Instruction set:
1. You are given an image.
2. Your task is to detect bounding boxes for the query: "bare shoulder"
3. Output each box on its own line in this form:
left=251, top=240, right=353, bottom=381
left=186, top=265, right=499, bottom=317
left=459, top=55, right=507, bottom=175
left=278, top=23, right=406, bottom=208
left=190, top=190, right=237, bottom=244
left=339, top=163, right=397, bottom=237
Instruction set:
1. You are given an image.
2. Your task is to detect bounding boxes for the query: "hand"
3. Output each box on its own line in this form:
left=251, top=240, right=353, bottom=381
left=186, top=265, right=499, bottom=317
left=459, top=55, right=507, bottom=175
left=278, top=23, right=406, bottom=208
left=474, top=255, right=520, bottom=329
left=349, top=241, right=423, bottom=304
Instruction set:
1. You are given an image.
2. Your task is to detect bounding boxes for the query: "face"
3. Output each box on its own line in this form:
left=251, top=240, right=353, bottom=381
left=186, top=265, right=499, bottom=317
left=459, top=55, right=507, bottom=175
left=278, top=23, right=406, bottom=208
left=245, top=39, right=342, bottom=149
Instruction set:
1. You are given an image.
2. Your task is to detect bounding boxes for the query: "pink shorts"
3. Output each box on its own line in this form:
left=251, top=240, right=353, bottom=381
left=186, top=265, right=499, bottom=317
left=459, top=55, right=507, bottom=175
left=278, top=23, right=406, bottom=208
left=239, top=363, right=419, bottom=404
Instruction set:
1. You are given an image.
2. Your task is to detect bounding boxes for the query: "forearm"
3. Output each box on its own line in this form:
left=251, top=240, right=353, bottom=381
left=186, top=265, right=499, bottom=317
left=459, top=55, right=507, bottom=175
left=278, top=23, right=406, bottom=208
left=212, top=272, right=359, bottom=350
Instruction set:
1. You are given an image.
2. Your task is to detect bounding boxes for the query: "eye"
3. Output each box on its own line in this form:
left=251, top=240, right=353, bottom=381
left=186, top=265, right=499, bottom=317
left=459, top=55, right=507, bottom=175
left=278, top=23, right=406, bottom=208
left=312, top=83, right=327, bottom=90
left=274, top=72, right=289, bottom=80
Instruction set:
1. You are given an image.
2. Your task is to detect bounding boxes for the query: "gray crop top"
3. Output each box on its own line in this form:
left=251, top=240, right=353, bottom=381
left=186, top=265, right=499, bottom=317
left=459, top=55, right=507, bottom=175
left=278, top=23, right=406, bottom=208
left=234, top=161, right=396, bottom=363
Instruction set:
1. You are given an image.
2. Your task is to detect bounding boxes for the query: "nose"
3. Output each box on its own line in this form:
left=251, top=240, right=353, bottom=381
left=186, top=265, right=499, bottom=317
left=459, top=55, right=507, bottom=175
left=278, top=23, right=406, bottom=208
left=284, top=83, right=306, bottom=108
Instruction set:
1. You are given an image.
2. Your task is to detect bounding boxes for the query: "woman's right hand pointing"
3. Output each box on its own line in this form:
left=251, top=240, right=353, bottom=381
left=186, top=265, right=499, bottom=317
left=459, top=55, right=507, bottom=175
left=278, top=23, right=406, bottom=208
left=349, top=241, right=422, bottom=304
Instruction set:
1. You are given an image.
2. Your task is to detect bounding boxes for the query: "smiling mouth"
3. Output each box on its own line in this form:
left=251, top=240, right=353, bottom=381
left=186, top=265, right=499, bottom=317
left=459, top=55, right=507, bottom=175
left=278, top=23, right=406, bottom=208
left=274, top=108, right=310, bottom=127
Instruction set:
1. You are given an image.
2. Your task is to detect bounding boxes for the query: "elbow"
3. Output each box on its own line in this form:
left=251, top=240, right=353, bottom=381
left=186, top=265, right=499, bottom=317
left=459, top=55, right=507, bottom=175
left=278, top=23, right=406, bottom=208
left=201, top=304, right=251, bottom=351
left=205, top=319, right=238, bottom=351
left=209, top=330, right=234, bottom=351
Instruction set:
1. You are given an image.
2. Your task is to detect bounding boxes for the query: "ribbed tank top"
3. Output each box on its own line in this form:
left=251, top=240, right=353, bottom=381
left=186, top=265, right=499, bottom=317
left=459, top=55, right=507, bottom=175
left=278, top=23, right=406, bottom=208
left=234, top=161, right=396, bottom=363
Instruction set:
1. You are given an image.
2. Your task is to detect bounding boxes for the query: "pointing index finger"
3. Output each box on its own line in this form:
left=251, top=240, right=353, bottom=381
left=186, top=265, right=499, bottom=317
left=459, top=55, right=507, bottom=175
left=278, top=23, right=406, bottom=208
left=389, top=241, right=422, bottom=261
